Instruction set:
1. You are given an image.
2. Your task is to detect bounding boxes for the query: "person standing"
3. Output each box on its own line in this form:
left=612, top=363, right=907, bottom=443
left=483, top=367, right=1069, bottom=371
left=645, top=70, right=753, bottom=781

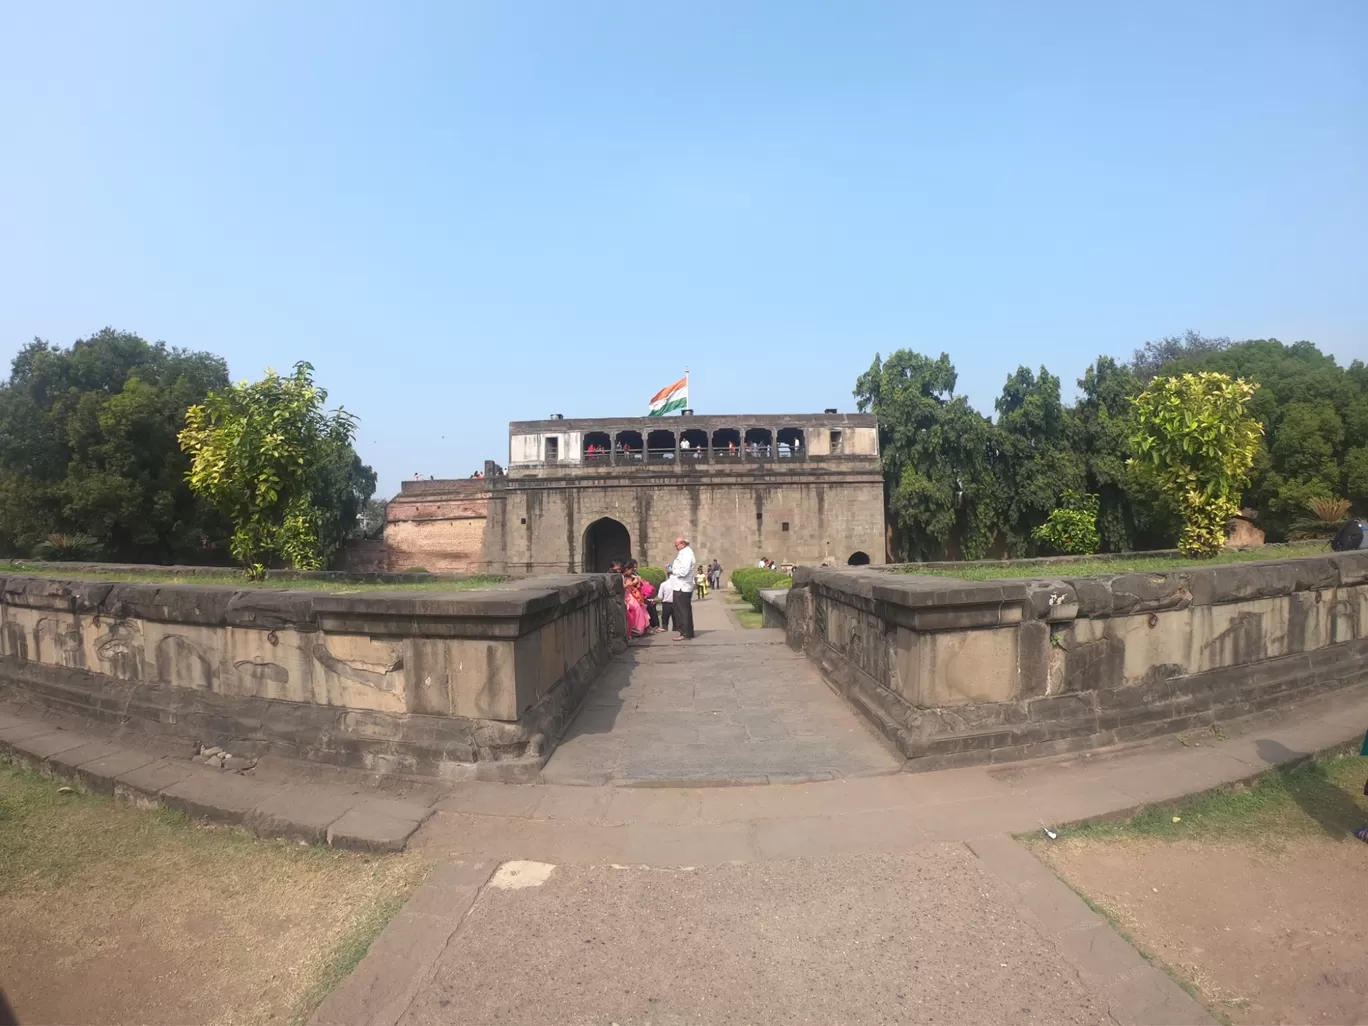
left=710, top=558, right=722, bottom=591
left=669, top=535, right=696, bottom=640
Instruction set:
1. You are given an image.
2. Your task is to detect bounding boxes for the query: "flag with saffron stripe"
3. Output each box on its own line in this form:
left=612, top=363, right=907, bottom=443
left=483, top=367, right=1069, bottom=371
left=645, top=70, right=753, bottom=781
left=648, top=375, right=688, bottom=416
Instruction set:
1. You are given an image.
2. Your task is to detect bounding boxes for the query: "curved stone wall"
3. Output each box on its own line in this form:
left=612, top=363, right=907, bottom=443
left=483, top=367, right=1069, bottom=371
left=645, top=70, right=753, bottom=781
left=784, top=552, right=1368, bottom=768
left=0, top=572, right=625, bottom=781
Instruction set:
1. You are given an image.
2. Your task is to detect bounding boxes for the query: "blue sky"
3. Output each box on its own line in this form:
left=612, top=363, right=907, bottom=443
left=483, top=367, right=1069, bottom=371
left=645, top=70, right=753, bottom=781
left=2, top=1, right=1364, bottom=495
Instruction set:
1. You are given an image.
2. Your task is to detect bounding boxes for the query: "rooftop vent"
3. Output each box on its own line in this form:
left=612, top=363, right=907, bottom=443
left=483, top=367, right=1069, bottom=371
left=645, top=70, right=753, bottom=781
left=681, top=408, right=694, bottom=416
left=824, top=408, right=837, bottom=414
left=550, top=413, right=564, bottom=419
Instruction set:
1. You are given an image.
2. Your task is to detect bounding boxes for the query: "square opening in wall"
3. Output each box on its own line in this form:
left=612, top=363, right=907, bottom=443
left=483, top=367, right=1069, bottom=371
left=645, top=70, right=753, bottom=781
left=520, top=518, right=526, bottom=525
left=782, top=522, right=790, bottom=532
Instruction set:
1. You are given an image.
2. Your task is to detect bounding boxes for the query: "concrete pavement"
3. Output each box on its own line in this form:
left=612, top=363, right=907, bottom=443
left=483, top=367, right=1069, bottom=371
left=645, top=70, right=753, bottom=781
left=542, top=597, right=902, bottom=786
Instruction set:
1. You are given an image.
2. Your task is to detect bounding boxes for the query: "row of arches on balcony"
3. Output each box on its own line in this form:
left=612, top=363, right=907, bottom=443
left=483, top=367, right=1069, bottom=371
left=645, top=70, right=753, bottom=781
left=581, top=427, right=806, bottom=462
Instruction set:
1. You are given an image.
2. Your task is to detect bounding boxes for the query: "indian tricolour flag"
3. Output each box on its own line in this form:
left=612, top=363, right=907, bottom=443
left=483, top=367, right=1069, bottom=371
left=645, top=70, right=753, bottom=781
left=648, top=375, right=688, bottom=416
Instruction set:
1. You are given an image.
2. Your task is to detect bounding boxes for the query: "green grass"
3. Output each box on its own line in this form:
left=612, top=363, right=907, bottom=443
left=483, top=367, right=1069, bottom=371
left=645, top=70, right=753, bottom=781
left=0, top=759, right=426, bottom=1025
left=895, top=540, right=1331, bottom=581
left=733, top=608, right=765, bottom=629
left=1039, top=747, right=1368, bottom=845
left=0, top=562, right=505, bottom=592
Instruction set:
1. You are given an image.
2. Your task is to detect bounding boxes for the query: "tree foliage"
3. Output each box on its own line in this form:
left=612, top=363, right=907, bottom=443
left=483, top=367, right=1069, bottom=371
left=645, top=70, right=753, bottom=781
left=1032, top=491, right=1101, bottom=555
left=859, top=335, right=1363, bottom=562
left=1130, top=373, right=1262, bottom=558
left=179, top=362, right=374, bottom=575
left=0, top=329, right=231, bottom=560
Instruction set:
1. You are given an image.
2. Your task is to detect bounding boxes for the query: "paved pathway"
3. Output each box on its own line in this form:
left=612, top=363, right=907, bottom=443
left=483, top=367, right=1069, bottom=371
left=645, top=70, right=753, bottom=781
left=7, top=651, right=1368, bottom=1024
left=542, top=598, right=901, bottom=786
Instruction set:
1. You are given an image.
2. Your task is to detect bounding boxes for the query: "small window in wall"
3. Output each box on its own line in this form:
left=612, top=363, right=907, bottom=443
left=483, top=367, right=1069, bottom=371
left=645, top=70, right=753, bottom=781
left=544, top=437, right=559, bottom=463
left=782, top=522, right=790, bottom=532
left=829, top=430, right=844, bottom=454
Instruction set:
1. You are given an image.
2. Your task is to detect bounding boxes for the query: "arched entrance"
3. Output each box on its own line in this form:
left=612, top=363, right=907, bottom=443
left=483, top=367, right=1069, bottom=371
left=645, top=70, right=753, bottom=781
left=584, top=517, right=632, bottom=572
left=847, top=551, right=871, bottom=565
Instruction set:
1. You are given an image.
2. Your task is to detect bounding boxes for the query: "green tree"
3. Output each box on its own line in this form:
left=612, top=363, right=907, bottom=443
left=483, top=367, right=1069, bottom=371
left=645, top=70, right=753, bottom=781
left=1130, top=372, right=1262, bottom=558
left=1145, top=338, right=1368, bottom=539
left=855, top=351, right=1003, bottom=560
left=994, top=365, right=1084, bottom=554
left=0, top=329, right=231, bottom=560
left=179, top=362, right=374, bottom=575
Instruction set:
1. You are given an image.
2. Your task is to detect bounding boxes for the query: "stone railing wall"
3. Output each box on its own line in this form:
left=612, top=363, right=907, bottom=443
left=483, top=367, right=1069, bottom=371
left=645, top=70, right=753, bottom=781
left=0, top=572, right=625, bottom=781
left=784, top=553, right=1368, bottom=769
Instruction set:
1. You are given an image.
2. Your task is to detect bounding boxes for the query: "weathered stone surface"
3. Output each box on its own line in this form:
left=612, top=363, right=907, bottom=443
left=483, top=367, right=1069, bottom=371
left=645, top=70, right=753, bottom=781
left=327, top=806, right=429, bottom=852
left=791, top=552, right=1368, bottom=770
left=159, top=771, right=282, bottom=824
left=0, top=567, right=622, bottom=779
left=73, top=749, right=160, bottom=794
left=10, top=728, right=94, bottom=765
left=114, top=758, right=199, bottom=801
left=44, top=740, right=123, bottom=776
left=246, top=788, right=364, bottom=844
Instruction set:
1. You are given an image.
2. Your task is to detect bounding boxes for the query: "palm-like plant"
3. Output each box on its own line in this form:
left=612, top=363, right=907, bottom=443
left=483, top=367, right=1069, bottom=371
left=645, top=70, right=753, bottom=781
left=1289, top=497, right=1352, bottom=539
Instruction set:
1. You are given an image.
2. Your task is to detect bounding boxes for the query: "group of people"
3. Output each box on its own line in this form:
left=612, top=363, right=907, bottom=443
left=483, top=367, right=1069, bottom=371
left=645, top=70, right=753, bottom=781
left=611, top=540, right=723, bottom=642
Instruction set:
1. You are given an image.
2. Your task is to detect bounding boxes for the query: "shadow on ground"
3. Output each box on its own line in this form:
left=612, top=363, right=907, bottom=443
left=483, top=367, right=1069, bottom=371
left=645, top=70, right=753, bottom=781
left=1254, top=739, right=1368, bottom=840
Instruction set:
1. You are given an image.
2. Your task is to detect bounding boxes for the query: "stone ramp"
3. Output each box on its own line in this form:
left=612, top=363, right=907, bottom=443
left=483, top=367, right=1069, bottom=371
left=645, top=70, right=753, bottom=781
left=540, top=606, right=903, bottom=786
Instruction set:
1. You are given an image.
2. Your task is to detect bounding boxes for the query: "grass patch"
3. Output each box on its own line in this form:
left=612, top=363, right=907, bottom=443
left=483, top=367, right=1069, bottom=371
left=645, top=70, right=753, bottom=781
left=733, top=608, right=765, bottom=629
left=1, top=562, right=505, bottom=592
left=0, top=760, right=426, bottom=1025
left=1034, top=748, right=1368, bottom=846
left=895, top=540, right=1330, bottom=581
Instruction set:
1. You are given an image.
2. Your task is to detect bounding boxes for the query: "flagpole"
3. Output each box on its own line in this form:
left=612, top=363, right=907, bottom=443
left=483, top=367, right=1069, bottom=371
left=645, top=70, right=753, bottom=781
left=685, top=367, right=690, bottom=415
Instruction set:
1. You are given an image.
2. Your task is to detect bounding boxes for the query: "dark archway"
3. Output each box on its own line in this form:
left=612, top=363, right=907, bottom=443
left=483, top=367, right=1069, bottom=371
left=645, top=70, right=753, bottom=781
left=584, top=517, right=632, bottom=572
left=646, top=428, right=676, bottom=462
left=615, top=429, right=643, bottom=462
left=847, top=551, right=871, bottom=565
left=680, top=427, right=708, bottom=460
left=744, top=427, right=773, bottom=458
left=712, top=427, right=741, bottom=461
left=583, top=431, right=611, bottom=463
left=777, top=427, right=805, bottom=458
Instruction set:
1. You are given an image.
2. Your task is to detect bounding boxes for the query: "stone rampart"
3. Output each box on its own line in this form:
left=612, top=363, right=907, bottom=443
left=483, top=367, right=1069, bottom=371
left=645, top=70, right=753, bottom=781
left=0, top=572, right=625, bottom=781
left=785, top=552, right=1368, bottom=768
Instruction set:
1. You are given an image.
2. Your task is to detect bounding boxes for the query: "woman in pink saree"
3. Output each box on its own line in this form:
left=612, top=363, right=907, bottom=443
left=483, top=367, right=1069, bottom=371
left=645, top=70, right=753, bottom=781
left=622, top=568, right=651, bottom=637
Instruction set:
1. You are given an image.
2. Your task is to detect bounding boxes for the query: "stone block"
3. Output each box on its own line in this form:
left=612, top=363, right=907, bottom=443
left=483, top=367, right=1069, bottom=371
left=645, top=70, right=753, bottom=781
left=10, top=729, right=94, bottom=766
left=326, top=806, right=428, bottom=852
left=246, top=788, right=363, bottom=844
left=159, top=770, right=281, bottom=824
left=45, top=740, right=124, bottom=777
left=114, top=758, right=199, bottom=803
left=0, top=720, right=63, bottom=745
left=73, top=749, right=160, bottom=795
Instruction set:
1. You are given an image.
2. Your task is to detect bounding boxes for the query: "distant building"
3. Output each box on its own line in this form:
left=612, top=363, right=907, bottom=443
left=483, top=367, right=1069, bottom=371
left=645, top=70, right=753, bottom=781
left=377, top=411, right=886, bottom=575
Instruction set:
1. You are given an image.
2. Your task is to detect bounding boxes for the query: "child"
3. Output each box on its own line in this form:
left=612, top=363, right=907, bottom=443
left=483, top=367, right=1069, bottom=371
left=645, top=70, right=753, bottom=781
left=657, top=575, right=676, bottom=633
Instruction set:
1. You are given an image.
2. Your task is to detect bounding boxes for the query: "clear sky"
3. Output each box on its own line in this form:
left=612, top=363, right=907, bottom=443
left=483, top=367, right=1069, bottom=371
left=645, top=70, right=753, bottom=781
left=2, top=1, right=1364, bottom=496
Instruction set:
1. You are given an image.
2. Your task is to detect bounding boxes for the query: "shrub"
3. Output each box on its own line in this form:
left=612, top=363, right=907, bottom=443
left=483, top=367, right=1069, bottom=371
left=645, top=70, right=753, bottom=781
left=730, top=567, right=792, bottom=612
left=1130, top=372, right=1262, bottom=558
left=1289, top=497, right=1351, bottom=539
left=1031, top=491, right=1101, bottom=555
left=403, top=566, right=429, bottom=573
left=637, top=565, right=668, bottom=588
left=32, top=533, right=103, bottom=562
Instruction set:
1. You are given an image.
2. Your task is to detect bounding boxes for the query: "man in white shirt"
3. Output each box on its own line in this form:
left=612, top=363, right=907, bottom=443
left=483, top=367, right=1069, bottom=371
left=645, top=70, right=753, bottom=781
left=669, top=535, right=697, bottom=640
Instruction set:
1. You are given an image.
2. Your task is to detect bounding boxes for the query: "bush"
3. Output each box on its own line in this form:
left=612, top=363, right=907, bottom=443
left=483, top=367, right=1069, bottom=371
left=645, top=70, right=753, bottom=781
left=637, top=565, right=668, bottom=588
left=403, top=566, right=429, bottom=573
left=730, top=567, right=792, bottom=612
left=31, top=533, right=103, bottom=562
left=1031, top=491, right=1101, bottom=555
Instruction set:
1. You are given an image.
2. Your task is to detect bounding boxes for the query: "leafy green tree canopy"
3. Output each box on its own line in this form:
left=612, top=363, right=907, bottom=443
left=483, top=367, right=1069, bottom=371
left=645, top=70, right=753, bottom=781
left=179, top=362, right=374, bottom=575
left=0, top=328, right=230, bottom=560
